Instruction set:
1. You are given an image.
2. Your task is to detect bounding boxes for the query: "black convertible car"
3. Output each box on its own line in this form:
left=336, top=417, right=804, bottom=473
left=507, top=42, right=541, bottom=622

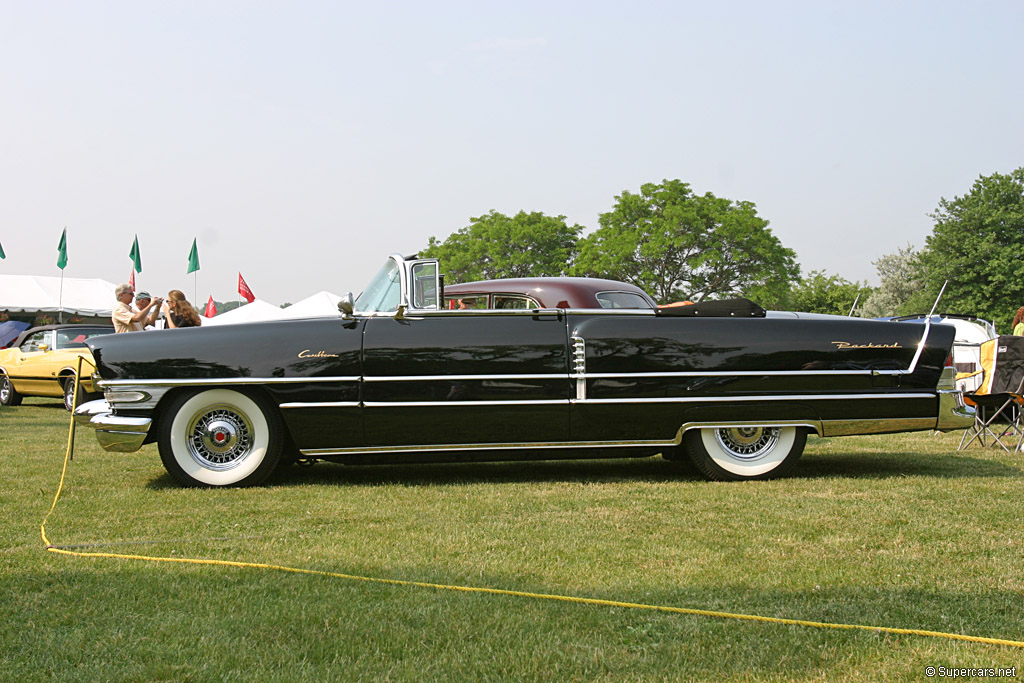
left=76, top=253, right=971, bottom=487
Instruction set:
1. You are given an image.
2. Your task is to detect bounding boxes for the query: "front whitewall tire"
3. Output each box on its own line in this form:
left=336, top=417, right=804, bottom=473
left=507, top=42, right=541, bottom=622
left=158, top=388, right=282, bottom=487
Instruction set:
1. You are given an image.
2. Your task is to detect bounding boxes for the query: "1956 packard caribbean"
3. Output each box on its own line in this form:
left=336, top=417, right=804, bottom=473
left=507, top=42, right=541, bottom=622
left=76, top=254, right=972, bottom=487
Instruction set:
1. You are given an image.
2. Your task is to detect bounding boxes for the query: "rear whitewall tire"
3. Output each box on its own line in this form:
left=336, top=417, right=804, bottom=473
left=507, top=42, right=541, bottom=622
left=158, top=388, right=283, bottom=487
left=685, top=426, right=806, bottom=481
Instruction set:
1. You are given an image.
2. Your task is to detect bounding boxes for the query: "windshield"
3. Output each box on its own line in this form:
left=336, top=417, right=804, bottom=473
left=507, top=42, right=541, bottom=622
left=354, top=259, right=402, bottom=312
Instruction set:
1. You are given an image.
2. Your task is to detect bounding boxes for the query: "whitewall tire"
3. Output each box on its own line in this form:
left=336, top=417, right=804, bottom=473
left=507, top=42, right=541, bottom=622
left=158, top=388, right=283, bottom=487
left=685, top=426, right=806, bottom=481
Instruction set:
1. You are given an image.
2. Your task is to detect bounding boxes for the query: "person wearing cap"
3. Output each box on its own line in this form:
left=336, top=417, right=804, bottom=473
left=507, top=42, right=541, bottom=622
left=134, top=290, right=164, bottom=330
left=112, top=284, right=162, bottom=333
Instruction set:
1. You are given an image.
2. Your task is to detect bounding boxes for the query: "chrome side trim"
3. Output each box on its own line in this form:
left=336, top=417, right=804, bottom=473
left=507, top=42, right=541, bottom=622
left=101, top=385, right=172, bottom=411
left=365, top=400, right=568, bottom=408
left=571, top=335, right=587, bottom=400
left=95, top=367, right=940, bottom=388
left=301, top=439, right=672, bottom=456
left=578, top=370, right=879, bottom=378
left=901, top=315, right=931, bottom=375
left=362, top=374, right=567, bottom=382
left=279, top=392, right=938, bottom=410
left=573, top=393, right=936, bottom=404
left=675, top=420, right=823, bottom=440
left=280, top=402, right=361, bottom=409
left=98, top=376, right=360, bottom=388
left=105, top=389, right=153, bottom=404
left=413, top=308, right=567, bottom=317
left=820, top=418, right=937, bottom=437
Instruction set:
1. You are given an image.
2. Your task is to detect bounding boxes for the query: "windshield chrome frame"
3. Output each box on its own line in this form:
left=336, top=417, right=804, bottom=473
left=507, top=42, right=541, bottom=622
left=403, top=257, right=442, bottom=313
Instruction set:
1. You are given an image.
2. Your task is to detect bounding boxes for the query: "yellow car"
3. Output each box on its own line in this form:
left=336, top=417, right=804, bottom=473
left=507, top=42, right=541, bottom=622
left=0, top=324, right=113, bottom=410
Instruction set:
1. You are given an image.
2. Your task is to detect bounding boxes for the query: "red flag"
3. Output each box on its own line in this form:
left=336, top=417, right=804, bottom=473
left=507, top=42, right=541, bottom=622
left=238, top=273, right=255, bottom=303
left=128, top=270, right=136, bottom=291
left=204, top=296, right=217, bottom=318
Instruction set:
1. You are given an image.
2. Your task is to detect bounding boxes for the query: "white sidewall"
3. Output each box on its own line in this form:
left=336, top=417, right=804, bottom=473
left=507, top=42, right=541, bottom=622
left=699, top=426, right=797, bottom=478
left=168, top=389, right=270, bottom=486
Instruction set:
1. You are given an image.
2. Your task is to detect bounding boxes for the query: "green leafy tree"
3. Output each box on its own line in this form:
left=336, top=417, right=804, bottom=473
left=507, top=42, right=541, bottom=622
left=860, top=244, right=922, bottom=319
left=573, top=179, right=799, bottom=303
left=787, top=270, right=874, bottom=316
left=423, top=210, right=582, bottom=283
left=913, top=168, right=1024, bottom=330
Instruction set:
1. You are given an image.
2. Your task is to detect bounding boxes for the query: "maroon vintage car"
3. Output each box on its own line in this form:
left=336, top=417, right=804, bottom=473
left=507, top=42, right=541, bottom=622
left=443, top=277, right=658, bottom=310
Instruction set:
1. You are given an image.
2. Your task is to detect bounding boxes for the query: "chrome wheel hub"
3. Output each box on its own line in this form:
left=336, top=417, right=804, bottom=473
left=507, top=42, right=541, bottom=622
left=714, top=427, right=780, bottom=461
left=186, top=405, right=254, bottom=470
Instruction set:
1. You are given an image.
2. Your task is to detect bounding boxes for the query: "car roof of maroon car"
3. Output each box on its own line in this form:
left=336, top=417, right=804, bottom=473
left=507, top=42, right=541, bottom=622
left=444, top=277, right=656, bottom=308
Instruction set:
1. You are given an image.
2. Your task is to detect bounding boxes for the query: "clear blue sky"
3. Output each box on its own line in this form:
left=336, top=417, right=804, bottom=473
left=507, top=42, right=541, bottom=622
left=2, top=1, right=1022, bottom=305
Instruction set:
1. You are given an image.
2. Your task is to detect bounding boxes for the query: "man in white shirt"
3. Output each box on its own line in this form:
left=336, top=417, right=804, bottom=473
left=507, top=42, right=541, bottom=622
left=112, top=284, right=162, bottom=333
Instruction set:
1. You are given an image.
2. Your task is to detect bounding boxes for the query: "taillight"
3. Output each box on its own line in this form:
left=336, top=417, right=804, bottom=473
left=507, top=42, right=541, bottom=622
left=945, top=352, right=954, bottom=368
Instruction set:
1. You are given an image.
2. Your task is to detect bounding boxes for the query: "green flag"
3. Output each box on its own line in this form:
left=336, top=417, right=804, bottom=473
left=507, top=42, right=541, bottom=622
left=57, top=228, right=68, bottom=270
left=129, top=235, right=142, bottom=273
left=0, top=240, right=5, bottom=259
left=187, top=238, right=200, bottom=274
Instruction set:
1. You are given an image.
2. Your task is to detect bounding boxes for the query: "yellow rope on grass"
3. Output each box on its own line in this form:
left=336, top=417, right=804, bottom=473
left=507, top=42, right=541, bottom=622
left=41, top=365, right=1024, bottom=650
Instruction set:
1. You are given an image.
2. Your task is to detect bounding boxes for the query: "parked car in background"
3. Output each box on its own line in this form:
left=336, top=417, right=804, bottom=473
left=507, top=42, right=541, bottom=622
left=76, top=253, right=971, bottom=488
left=0, top=324, right=113, bottom=410
left=443, top=277, right=657, bottom=310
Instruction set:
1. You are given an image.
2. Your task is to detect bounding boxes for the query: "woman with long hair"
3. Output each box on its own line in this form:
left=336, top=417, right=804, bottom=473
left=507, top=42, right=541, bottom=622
left=1013, top=306, right=1024, bottom=336
left=163, top=290, right=203, bottom=328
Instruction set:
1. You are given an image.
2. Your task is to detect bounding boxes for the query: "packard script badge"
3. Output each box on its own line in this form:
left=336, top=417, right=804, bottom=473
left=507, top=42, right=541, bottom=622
left=831, top=341, right=903, bottom=350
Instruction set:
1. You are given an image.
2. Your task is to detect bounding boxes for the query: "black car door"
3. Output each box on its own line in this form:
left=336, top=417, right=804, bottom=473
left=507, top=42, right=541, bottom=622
left=362, top=311, right=570, bottom=449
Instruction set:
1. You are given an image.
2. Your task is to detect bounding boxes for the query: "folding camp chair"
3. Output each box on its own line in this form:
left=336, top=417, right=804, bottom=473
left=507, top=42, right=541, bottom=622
left=958, top=336, right=1024, bottom=453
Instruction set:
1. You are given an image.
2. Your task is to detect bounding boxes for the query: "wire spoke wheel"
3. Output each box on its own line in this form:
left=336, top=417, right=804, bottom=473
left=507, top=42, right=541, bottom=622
left=713, top=427, right=781, bottom=460
left=185, top=405, right=256, bottom=469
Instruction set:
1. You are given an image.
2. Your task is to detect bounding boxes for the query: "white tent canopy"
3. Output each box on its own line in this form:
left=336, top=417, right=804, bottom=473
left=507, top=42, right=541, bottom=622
left=202, top=299, right=286, bottom=326
left=205, top=291, right=343, bottom=326
left=277, top=291, right=342, bottom=319
left=0, top=274, right=116, bottom=317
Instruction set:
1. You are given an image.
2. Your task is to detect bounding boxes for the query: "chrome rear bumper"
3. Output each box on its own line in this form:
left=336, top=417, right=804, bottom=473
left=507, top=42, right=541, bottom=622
left=74, top=399, right=152, bottom=453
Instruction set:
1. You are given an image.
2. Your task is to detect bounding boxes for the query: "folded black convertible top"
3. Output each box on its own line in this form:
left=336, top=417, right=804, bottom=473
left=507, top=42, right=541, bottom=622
left=656, top=297, right=767, bottom=318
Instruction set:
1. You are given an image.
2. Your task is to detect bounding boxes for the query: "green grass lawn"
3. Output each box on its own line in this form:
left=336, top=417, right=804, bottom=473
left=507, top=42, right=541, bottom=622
left=3, top=397, right=1023, bottom=681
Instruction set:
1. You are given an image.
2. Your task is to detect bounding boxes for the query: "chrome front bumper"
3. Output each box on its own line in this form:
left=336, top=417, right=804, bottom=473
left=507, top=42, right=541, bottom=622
left=74, top=399, right=152, bottom=453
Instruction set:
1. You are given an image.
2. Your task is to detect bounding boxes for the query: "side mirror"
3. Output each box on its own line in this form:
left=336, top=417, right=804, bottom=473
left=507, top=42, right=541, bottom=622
left=338, top=293, right=355, bottom=318
left=38, top=343, right=50, bottom=352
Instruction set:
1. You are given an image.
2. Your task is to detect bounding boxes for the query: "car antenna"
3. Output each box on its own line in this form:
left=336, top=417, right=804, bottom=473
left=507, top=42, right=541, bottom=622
left=927, top=280, right=949, bottom=320
left=847, top=293, right=860, bottom=317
